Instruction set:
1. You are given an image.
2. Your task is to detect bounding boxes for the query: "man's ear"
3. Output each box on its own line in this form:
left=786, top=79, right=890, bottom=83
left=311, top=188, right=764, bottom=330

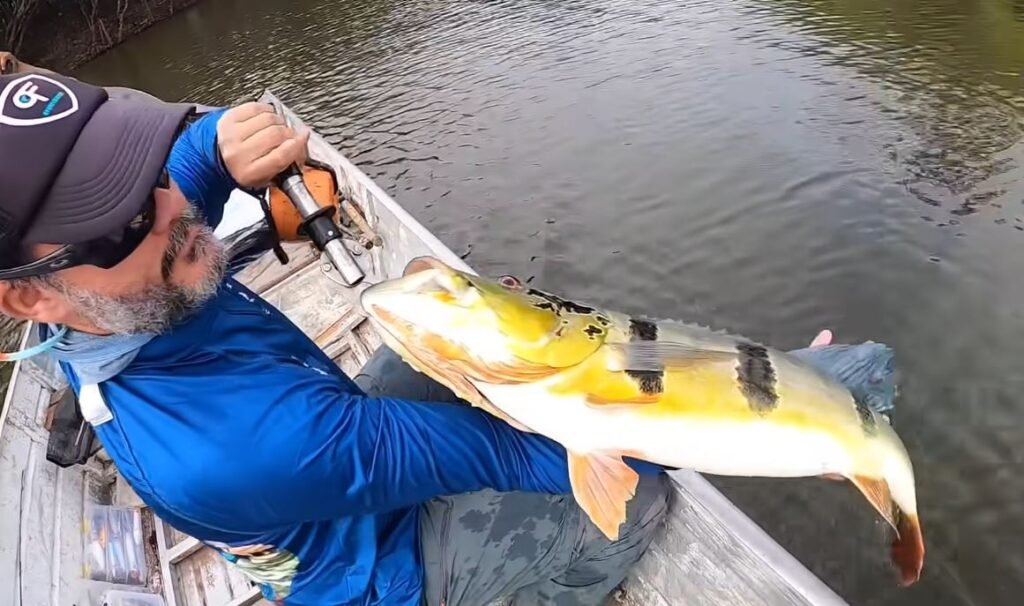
left=0, top=280, right=68, bottom=324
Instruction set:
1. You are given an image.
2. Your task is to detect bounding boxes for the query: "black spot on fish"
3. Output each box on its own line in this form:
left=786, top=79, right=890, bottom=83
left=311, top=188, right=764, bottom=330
left=534, top=301, right=556, bottom=312
left=627, top=317, right=663, bottom=395
left=584, top=324, right=603, bottom=338
left=855, top=401, right=878, bottom=436
left=736, top=342, right=778, bottom=413
left=596, top=316, right=611, bottom=326
left=629, top=318, right=658, bottom=341
left=629, top=371, right=664, bottom=395
left=527, top=289, right=597, bottom=315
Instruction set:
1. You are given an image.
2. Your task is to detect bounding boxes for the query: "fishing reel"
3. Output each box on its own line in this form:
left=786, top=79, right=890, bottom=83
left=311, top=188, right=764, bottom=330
left=261, top=160, right=374, bottom=287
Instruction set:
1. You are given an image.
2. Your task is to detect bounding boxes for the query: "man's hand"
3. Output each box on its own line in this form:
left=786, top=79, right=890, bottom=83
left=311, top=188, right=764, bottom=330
left=216, top=102, right=311, bottom=188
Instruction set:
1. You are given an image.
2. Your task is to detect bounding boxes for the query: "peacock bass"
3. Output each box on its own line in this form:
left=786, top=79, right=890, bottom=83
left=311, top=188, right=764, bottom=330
left=360, top=256, right=925, bottom=586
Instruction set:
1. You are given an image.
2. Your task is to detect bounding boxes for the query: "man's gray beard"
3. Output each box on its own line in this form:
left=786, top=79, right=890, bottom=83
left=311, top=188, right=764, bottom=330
left=43, top=205, right=228, bottom=336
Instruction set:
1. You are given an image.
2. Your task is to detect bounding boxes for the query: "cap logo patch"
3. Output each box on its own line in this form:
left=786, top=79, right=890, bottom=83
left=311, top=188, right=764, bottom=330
left=0, top=75, right=79, bottom=127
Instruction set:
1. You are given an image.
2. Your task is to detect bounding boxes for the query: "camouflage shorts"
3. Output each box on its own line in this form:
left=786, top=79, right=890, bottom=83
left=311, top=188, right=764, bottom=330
left=355, top=347, right=670, bottom=606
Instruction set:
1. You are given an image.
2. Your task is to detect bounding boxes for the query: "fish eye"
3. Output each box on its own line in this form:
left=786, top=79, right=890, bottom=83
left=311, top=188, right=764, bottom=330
left=498, top=275, right=523, bottom=290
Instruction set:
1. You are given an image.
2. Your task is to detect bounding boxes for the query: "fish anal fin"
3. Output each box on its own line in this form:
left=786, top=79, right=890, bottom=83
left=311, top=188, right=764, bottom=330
left=567, top=452, right=639, bottom=540
left=893, top=512, right=925, bottom=586
left=420, top=333, right=559, bottom=384
left=433, top=364, right=534, bottom=433
left=384, top=330, right=535, bottom=433
left=850, top=475, right=898, bottom=531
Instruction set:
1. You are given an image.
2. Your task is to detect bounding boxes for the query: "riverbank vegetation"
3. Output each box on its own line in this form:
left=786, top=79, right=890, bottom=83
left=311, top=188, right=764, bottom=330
left=2, top=0, right=203, bottom=71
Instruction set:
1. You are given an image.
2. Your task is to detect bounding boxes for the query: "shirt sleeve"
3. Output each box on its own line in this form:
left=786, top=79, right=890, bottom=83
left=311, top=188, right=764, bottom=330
left=165, top=108, right=237, bottom=228
left=214, top=378, right=662, bottom=528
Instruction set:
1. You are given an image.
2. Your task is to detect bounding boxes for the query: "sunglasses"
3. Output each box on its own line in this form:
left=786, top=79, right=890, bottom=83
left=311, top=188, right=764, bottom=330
left=0, top=169, right=169, bottom=281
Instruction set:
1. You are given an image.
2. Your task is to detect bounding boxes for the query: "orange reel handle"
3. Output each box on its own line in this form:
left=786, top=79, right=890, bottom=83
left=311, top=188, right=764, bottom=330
left=267, top=164, right=340, bottom=242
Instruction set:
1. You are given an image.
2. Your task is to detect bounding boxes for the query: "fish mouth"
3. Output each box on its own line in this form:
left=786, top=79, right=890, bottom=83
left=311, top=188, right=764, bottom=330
left=360, top=257, right=464, bottom=329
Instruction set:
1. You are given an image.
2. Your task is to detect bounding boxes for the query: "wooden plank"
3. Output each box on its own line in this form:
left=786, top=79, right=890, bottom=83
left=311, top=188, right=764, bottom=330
left=344, top=331, right=373, bottom=367
left=225, top=563, right=256, bottom=601
left=0, top=462, right=27, bottom=604
left=168, top=526, right=193, bottom=547
left=155, top=517, right=181, bottom=606
left=177, top=556, right=206, bottom=606
left=0, top=324, right=39, bottom=447
left=259, top=262, right=367, bottom=341
left=179, top=547, right=237, bottom=605
left=234, top=242, right=319, bottom=295
left=56, top=467, right=85, bottom=605
left=168, top=537, right=203, bottom=564
left=332, top=346, right=364, bottom=378
left=313, top=306, right=367, bottom=356
left=224, top=586, right=263, bottom=606
left=17, top=443, right=57, bottom=606
left=353, top=320, right=383, bottom=360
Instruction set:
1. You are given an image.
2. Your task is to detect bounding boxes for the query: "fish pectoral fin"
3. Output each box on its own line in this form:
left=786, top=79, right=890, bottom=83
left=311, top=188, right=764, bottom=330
left=585, top=393, right=661, bottom=406
left=850, top=476, right=925, bottom=585
left=567, top=452, right=639, bottom=541
left=605, top=341, right=736, bottom=373
left=433, top=370, right=535, bottom=433
left=397, top=337, right=536, bottom=433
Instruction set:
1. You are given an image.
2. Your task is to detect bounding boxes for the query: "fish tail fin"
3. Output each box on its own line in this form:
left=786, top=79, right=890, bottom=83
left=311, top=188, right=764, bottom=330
left=893, top=511, right=925, bottom=586
left=567, top=452, right=639, bottom=541
left=789, top=342, right=898, bottom=418
left=850, top=475, right=924, bottom=586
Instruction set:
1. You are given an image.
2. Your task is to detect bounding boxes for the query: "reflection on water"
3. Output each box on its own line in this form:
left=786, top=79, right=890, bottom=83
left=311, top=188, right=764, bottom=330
left=746, top=0, right=1024, bottom=219
left=75, top=0, right=1024, bottom=604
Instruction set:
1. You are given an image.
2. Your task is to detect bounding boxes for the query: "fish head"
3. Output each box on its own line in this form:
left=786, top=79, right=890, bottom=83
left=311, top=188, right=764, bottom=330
left=361, top=257, right=607, bottom=379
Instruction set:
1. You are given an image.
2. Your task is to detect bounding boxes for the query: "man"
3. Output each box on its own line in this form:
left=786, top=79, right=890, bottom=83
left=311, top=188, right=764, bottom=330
left=0, top=68, right=868, bottom=605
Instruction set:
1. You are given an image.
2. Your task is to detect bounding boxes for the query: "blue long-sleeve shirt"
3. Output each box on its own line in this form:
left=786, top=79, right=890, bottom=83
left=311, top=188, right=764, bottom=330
left=59, top=110, right=652, bottom=605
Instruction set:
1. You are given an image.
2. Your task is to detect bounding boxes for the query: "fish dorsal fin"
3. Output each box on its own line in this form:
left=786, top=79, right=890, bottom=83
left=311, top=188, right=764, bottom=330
left=567, top=452, right=639, bottom=540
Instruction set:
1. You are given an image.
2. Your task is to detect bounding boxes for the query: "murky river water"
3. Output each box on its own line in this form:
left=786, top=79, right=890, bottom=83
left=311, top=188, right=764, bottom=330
left=73, top=0, right=1024, bottom=603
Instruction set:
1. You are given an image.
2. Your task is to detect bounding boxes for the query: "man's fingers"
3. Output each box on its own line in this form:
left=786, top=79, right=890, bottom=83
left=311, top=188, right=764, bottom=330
left=809, top=329, right=833, bottom=348
left=239, top=137, right=308, bottom=186
left=295, top=128, right=311, bottom=165
left=236, top=111, right=287, bottom=143
left=243, top=124, right=296, bottom=159
left=217, top=100, right=310, bottom=187
left=223, top=102, right=275, bottom=125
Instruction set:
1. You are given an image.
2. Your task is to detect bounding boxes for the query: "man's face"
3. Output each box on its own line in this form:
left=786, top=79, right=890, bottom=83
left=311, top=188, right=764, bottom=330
left=22, top=180, right=227, bottom=335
